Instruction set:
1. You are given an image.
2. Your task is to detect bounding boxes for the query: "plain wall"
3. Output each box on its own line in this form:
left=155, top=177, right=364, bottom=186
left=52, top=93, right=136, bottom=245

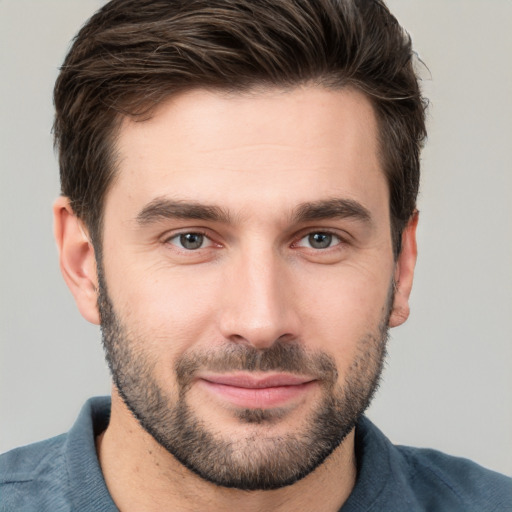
left=1, top=0, right=511, bottom=475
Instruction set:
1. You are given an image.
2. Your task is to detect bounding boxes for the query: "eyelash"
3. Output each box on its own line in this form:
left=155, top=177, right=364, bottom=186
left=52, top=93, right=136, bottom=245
left=165, top=231, right=213, bottom=251
left=164, top=229, right=347, bottom=252
left=293, top=231, right=344, bottom=250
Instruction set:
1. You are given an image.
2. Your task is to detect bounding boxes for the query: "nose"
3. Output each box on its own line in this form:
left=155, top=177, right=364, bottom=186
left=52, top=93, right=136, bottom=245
left=218, top=247, right=299, bottom=350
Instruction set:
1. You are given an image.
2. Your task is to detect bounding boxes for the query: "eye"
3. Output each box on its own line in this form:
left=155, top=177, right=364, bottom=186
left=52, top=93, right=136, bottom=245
left=167, top=232, right=211, bottom=250
left=296, top=232, right=342, bottom=250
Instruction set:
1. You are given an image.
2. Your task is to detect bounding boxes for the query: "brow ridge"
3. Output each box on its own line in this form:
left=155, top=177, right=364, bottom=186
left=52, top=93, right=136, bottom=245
left=136, top=196, right=371, bottom=227
left=136, top=197, right=231, bottom=225
left=293, top=198, right=372, bottom=224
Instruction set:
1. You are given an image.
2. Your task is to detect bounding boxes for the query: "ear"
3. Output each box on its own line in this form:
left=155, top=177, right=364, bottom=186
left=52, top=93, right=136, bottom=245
left=53, top=196, right=100, bottom=325
left=388, top=210, right=419, bottom=328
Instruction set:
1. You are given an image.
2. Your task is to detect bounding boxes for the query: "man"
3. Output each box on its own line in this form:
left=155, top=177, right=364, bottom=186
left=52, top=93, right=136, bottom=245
left=1, top=0, right=510, bottom=510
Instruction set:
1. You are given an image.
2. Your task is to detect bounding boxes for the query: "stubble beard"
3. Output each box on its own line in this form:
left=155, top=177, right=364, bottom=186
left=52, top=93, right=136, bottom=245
left=97, top=269, right=391, bottom=491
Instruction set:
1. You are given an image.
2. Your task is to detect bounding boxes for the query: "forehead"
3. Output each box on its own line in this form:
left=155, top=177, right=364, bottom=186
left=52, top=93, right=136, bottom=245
left=108, top=85, right=386, bottom=221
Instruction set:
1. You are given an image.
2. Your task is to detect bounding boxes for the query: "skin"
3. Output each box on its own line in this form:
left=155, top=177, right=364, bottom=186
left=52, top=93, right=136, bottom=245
left=54, top=85, right=418, bottom=511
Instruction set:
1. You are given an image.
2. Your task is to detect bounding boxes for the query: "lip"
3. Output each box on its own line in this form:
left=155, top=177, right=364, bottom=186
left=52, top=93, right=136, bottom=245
left=197, top=372, right=317, bottom=409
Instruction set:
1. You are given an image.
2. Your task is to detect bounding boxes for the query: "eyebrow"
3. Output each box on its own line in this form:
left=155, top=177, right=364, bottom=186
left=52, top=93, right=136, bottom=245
left=293, top=198, right=372, bottom=225
left=135, top=196, right=371, bottom=227
left=136, top=198, right=231, bottom=226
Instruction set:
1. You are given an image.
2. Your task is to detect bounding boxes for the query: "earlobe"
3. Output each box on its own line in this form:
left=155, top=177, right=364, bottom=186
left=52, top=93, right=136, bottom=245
left=388, top=211, right=419, bottom=328
left=53, top=197, right=100, bottom=325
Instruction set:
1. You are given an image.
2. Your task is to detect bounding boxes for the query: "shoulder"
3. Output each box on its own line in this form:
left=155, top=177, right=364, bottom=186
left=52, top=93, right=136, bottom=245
left=0, top=434, right=67, bottom=479
left=351, top=416, right=512, bottom=512
left=0, top=434, right=71, bottom=511
left=395, top=444, right=512, bottom=511
left=0, top=397, right=114, bottom=512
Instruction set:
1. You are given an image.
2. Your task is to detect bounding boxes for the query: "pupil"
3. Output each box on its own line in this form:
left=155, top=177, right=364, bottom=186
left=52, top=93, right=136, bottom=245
left=309, top=232, right=332, bottom=249
left=180, top=233, right=203, bottom=250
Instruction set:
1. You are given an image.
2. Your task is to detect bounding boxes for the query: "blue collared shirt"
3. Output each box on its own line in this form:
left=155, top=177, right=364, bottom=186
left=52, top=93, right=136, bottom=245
left=1, top=396, right=511, bottom=511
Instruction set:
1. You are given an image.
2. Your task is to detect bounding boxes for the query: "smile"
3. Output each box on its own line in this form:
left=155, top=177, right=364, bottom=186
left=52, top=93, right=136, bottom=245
left=197, top=373, right=318, bottom=409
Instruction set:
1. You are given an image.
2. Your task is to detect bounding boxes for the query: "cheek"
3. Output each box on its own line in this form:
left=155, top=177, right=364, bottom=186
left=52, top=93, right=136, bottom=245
left=105, top=260, right=224, bottom=355
left=294, top=264, right=391, bottom=356
left=102, top=236, right=394, bottom=370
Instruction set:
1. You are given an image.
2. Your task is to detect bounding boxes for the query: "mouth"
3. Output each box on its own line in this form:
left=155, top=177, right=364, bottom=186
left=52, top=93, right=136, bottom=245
left=197, top=372, right=318, bottom=409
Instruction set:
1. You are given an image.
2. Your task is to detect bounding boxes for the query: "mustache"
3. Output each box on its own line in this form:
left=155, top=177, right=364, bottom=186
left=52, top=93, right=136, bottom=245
left=175, top=341, right=339, bottom=387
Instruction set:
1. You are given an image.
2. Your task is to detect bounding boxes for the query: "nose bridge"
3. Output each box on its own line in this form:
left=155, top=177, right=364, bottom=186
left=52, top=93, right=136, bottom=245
left=219, top=241, right=297, bottom=349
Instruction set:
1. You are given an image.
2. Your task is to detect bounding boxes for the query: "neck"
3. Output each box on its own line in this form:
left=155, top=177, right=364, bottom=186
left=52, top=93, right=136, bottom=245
left=96, top=390, right=357, bottom=512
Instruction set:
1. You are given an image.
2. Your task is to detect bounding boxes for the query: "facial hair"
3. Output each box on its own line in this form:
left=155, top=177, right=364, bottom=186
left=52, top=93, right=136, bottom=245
left=97, top=269, right=391, bottom=491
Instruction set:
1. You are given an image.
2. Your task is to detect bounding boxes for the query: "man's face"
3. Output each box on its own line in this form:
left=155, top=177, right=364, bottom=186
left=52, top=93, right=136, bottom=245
left=97, top=86, right=402, bottom=489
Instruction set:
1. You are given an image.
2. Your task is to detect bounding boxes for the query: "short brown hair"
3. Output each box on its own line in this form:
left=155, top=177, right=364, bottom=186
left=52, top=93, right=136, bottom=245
left=54, top=0, right=427, bottom=256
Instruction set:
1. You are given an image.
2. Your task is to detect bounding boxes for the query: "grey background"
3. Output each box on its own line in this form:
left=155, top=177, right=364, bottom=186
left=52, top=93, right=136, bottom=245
left=1, top=0, right=511, bottom=475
